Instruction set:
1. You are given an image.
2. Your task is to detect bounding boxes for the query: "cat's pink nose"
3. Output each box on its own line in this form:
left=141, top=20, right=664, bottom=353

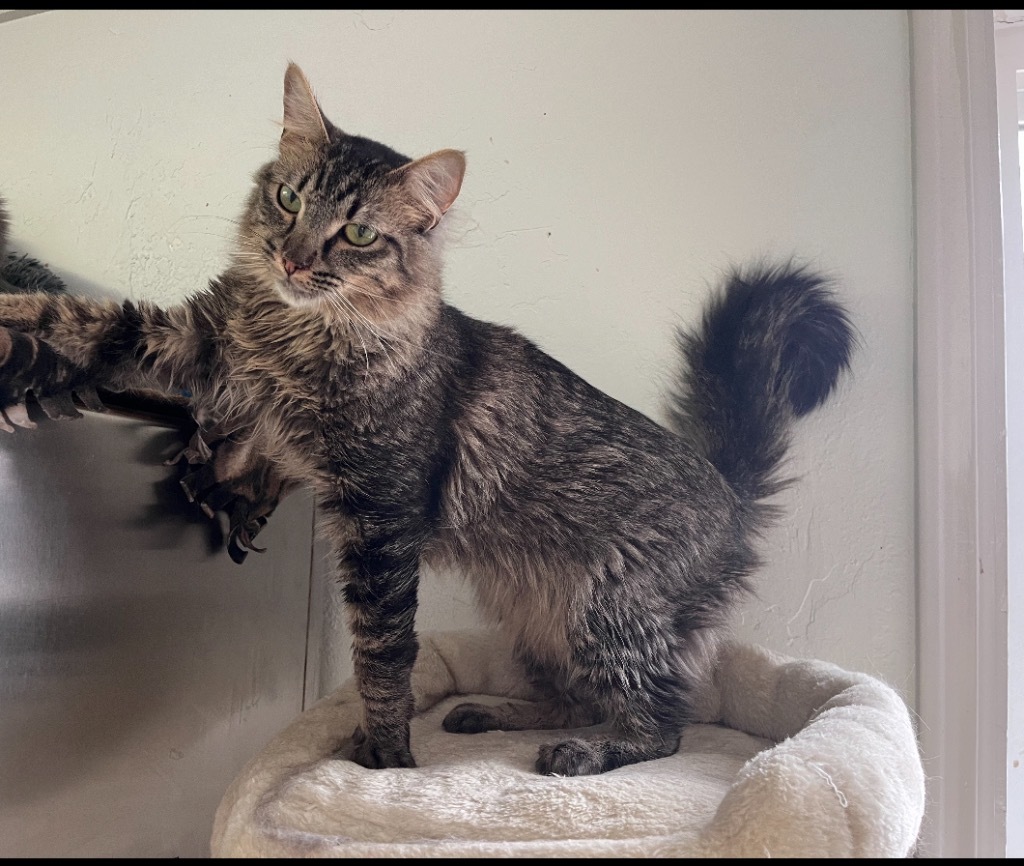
left=283, top=257, right=311, bottom=276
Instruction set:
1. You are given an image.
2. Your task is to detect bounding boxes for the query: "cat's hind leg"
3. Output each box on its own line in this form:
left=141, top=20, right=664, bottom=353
left=442, top=695, right=603, bottom=734
left=529, top=624, right=719, bottom=777
left=442, top=651, right=604, bottom=734
left=441, top=662, right=681, bottom=776
left=535, top=730, right=681, bottom=776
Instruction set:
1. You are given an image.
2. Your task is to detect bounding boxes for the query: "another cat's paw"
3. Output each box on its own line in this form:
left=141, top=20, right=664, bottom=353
left=536, top=737, right=605, bottom=777
left=338, top=724, right=417, bottom=770
left=1, top=385, right=106, bottom=431
left=0, top=328, right=103, bottom=432
left=442, top=702, right=502, bottom=734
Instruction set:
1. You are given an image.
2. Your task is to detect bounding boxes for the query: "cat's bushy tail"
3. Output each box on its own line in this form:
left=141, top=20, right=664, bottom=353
left=669, top=262, right=855, bottom=527
left=0, top=196, right=67, bottom=296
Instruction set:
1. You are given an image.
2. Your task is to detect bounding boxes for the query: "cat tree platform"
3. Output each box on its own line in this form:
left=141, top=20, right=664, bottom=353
left=211, top=630, right=924, bottom=858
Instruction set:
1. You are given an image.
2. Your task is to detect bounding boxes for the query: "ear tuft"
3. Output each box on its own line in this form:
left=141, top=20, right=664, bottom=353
left=392, top=149, right=466, bottom=231
left=281, top=62, right=329, bottom=152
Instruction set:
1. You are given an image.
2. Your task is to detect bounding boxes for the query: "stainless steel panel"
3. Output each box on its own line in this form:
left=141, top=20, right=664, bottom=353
left=0, top=409, right=313, bottom=857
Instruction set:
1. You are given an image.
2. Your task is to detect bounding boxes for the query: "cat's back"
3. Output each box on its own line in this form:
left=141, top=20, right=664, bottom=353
left=435, top=303, right=697, bottom=460
left=431, top=303, right=728, bottom=524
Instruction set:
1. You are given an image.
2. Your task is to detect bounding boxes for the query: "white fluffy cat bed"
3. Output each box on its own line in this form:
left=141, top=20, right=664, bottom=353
left=211, top=630, right=924, bottom=858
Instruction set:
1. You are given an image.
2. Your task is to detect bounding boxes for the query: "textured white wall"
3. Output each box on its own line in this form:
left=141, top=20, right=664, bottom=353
left=0, top=11, right=914, bottom=702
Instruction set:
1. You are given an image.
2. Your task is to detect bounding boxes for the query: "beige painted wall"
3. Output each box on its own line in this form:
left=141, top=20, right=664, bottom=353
left=0, top=10, right=915, bottom=703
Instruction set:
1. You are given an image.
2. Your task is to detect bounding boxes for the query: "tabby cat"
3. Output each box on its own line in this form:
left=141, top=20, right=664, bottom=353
left=0, top=64, right=854, bottom=776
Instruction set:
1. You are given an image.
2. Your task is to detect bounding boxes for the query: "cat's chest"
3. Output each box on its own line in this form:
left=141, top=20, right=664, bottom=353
left=217, top=340, right=321, bottom=408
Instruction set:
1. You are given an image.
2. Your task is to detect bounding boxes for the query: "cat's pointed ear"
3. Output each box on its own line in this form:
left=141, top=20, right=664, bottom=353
left=281, top=63, right=331, bottom=153
left=390, top=149, right=466, bottom=231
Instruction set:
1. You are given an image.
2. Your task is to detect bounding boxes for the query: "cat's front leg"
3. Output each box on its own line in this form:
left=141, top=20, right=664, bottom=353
left=0, top=291, right=54, bottom=334
left=0, top=291, right=219, bottom=397
left=332, top=525, right=422, bottom=769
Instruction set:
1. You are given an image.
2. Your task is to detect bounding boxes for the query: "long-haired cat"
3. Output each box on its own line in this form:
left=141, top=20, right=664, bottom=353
left=0, top=63, right=854, bottom=776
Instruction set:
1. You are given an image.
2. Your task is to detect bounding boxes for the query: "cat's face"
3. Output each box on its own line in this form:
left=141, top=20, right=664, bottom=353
left=236, top=64, right=465, bottom=327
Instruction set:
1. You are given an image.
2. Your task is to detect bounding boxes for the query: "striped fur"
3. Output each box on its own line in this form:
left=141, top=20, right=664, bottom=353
left=0, top=64, right=855, bottom=776
left=0, top=203, right=107, bottom=427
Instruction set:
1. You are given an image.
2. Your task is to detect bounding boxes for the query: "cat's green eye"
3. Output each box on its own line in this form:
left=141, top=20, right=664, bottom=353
left=277, top=184, right=301, bottom=214
left=343, top=223, right=378, bottom=247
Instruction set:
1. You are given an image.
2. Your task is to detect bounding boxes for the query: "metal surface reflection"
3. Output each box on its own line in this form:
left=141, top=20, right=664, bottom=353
left=0, top=408, right=313, bottom=857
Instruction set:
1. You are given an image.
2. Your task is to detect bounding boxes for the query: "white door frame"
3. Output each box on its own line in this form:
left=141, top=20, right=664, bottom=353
left=910, top=9, right=1008, bottom=858
left=993, top=16, right=1024, bottom=860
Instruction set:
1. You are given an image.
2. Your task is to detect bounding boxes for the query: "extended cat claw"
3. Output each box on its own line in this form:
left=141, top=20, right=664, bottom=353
left=0, top=388, right=104, bottom=431
left=178, top=463, right=241, bottom=519
left=226, top=513, right=268, bottom=564
left=197, top=483, right=237, bottom=518
left=179, top=463, right=217, bottom=503
left=73, top=385, right=106, bottom=414
left=226, top=535, right=249, bottom=565
left=226, top=518, right=267, bottom=565
left=165, top=428, right=214, bottom=467
left=177, top=453, right=275, bottom=563
left=231, top=516, right=267, bottom=551
left=227, top=517, right=266, bottom=565
left=37, top=391, right=83, bottom=421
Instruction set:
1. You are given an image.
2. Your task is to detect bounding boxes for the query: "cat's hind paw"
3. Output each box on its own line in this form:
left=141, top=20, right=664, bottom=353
left=536, top=731, right=681, bottom=776
left=535, top=738, right=605, bottom=777
left=442, top=702, right=503, bottom=734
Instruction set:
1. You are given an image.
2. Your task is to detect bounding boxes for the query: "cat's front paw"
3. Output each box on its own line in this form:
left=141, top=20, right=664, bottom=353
left=536, top=737, right=604, bottom=777
left=442, top=702, right=502, bottom=734
left=171, top=432, right=291, bottom=564
left=339, top=724, right=416, bottom=769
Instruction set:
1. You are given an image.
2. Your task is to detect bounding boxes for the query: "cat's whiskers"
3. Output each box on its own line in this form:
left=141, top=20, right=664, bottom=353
left=337, top=278, right=462, bottom=367
left=334, top=289, right=440, bottom=375
left=180, top=214, right=243, bottom=227
left=331, top=274, right=457, bottom=365
left=176, top=230, right=237, bottom=241
left=341, top=282, right=392, bottom=302
left=323, top=292, right=399, bottom=375
left=315, top=282, right=372, bottom=372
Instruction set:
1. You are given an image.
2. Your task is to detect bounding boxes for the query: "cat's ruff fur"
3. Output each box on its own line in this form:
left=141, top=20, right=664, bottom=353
left=0, top=63, right=855, bottom=777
